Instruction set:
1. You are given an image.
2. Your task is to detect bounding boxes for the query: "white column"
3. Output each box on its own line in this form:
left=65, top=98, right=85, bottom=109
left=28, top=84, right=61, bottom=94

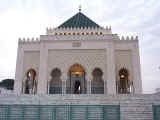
left=102, top=75, right=106, bottom=94
left=62, top=73, right=67, bottom=94
left=87, top=80, right=91, bottom=94
left=86, top=73, right=91, bottom=94
left=14, top=44, right=24, bottom=95
left=132, top=43, right=142, bottom=93
left=37, top=42, right=48, bottom=94
left=106, top=42, right=116, bottom=94
left=62, top=80, right=66, bottom=94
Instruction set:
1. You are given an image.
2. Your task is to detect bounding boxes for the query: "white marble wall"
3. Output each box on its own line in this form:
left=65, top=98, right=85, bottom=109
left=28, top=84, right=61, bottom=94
left=14, top=33, right=142, bottom=95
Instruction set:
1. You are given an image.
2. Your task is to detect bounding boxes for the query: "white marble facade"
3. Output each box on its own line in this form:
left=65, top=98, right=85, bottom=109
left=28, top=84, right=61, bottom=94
left=14, top=26, right=142, bottom=95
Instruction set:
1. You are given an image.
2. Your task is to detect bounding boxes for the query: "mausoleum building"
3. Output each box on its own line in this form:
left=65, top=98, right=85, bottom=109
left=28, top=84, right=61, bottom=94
left=14, top=11, right=142, bottom=95
left=0, top=10, right=158, bottom=120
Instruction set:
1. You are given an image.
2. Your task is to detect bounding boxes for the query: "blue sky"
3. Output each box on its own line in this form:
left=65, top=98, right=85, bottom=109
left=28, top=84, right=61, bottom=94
left=0, top=0, right=160, bottom=93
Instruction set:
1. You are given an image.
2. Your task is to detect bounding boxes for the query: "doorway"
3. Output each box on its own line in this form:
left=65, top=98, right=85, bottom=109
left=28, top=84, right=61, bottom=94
left=66, top=63, right=86, bottom=94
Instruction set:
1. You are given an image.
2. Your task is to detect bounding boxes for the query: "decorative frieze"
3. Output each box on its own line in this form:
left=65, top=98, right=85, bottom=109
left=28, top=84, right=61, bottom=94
left=18, top=37, right=40, bottom=44
left=46, top=26, right=112, bottom=35
left=120, top=36, right=138, bottom=40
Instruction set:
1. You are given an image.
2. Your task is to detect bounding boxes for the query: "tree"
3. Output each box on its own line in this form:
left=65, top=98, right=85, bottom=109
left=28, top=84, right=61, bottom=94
left=0, top=79, right=14, bottom=90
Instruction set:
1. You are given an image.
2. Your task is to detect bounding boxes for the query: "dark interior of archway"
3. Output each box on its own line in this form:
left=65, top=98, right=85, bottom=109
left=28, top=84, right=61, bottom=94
left=49, top=68, right=62, bottom=94
left=118, top=68, right=130, bottom=94
left=74, top=81, right=81, bottom=94
left=24, top=69, right=37, bottom=94
left=91, top=68, right=104, bottom=94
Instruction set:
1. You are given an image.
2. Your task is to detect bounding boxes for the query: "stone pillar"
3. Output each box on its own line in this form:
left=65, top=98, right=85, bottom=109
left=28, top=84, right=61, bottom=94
left=102, top=75, right=106, bottom=94
left=86, top=73, right=91, bottom=94
left=37, top=42, right=48, bottom=94
left=106, top=42, right=116, bottom=94
left=62, top=73, right=67, bottom=94
left=14, top=44, right=24, bottom=95
left=132, top=43, right=142, bottom=93
left=47, top=76, right=51, bottom=94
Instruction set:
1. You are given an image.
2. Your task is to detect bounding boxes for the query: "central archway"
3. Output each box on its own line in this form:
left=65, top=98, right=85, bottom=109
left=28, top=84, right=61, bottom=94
left=66, top=63, right=86, bottom=94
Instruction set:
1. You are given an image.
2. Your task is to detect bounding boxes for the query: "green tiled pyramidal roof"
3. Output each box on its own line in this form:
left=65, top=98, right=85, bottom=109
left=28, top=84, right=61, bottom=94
left=58, top=12, right=100, bottom=28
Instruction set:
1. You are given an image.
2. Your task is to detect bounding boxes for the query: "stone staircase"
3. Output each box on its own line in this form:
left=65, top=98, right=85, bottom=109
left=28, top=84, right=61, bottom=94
left=0, top=94, right=159, bottom=120
left=0, top=104, right=120, bottom=120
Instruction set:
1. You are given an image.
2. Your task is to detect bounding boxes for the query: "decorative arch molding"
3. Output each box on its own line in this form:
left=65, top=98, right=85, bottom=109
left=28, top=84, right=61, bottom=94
left=69, top=63, right=85, bottom=74
left=116, top=67, right=133, bottom=94
left=66, top=63, right=86, bottom=94
left=50, top=68, right=62, bottom=78
left=49, top=68, right=62, bottom=94
left=66, top=63, right=87, bottom=76
left=26, top=68, right=37, bottom=77
left=23, top=68, right=37, bottom=94
left=92, top=68, right=103, bottom=78
left=91, top=67, right=104, bottom=94
left=119, top=68, right=129, bottom=77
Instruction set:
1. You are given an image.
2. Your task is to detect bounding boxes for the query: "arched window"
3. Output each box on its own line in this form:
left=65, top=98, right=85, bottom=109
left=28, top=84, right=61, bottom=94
left=24, top=69, right=37, bottom=94
left=49, top=68, right=62, bottom=94
left=66, top=64, right=86, bottom=94
left=91, top=68, right=104, bottom=94
left=117, top=68, right=131, bottom=94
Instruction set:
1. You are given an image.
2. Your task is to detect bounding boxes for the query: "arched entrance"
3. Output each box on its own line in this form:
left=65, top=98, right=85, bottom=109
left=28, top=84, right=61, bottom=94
left=49, top=68, right=62, bottom=94
left=118, top=68, right=130, bottom=94
left=66, top=64, right=86, bottom=94
left=24, top=69, right=37, bottom=94
left=91, top=68, right=104, bottom=94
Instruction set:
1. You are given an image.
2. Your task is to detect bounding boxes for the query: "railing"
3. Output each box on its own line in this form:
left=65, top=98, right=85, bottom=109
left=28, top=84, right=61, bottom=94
left=91, top=87, right=104, bottom=94
left=153, top=105, right=160, bottom=120
left=49, top=87, right=62, bottom=94
left=0, top=104, right=120, bottom=120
